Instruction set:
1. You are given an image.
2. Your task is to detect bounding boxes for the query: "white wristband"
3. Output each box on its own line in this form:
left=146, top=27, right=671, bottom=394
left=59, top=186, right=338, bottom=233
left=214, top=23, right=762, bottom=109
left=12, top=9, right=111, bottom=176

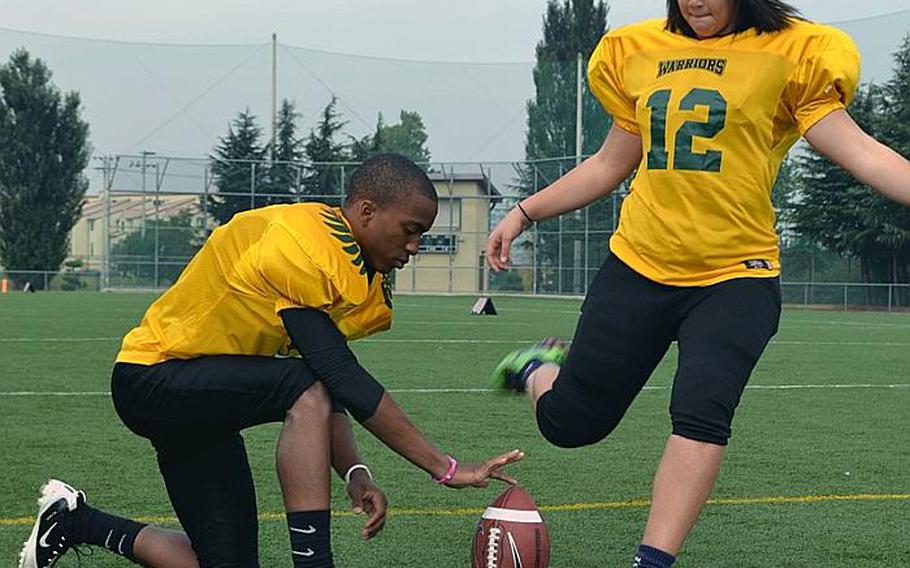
left=344, top=464, right=373, bottom=486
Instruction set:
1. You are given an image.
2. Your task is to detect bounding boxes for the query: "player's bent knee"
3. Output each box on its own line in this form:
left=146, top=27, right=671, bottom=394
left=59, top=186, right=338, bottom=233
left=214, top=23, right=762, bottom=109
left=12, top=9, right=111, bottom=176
left=537, top=420, right=616, bottom=448
left=535, top=391, right=617, bottom=448
left=538, top=424, right=600, bottom=448
left=287, top=381, right=331, bottom=422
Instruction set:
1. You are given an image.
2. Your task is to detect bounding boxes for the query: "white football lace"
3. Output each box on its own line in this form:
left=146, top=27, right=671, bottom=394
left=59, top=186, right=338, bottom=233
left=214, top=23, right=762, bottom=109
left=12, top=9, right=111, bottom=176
left=486, top=527, right=502, bottom=568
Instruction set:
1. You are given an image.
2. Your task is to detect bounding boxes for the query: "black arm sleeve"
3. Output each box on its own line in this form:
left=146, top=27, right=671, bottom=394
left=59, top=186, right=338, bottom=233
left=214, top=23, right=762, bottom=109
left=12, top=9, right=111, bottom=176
left=280, top=308, right=386, bottom=422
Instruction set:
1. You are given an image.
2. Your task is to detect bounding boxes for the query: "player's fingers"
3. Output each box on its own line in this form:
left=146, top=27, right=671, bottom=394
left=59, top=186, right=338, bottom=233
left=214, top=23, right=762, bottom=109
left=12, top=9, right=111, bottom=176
left=365, top=503, right=385, bottom=527
left=351, top=495, right=364, bottom=515
left=488, top=449, right=525, bottom=469
left=499, top=236, right=513, bottom=267
left=364, top=511, right=383, bottom=534
left=363, top=497, right=387, bottom=539
left=486, top=233, right=503, bottom=271
left=363, top=515, right=386, bottom=539
left=488, top=469, right=518, bottom=485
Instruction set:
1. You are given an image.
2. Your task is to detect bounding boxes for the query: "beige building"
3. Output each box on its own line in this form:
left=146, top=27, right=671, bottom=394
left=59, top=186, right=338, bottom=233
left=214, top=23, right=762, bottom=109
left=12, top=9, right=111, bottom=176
left=69, top=194, right=201, bottom=270
left=395, top=172, right=500, bottom=294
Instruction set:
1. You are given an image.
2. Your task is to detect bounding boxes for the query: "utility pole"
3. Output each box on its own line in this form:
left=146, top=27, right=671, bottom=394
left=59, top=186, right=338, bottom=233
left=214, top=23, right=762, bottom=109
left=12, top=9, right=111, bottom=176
left=140, top=150, right=156, bottom=237
left=575, top=52, right=584, bottom=166
left=271, top=33, right=278, bottom=162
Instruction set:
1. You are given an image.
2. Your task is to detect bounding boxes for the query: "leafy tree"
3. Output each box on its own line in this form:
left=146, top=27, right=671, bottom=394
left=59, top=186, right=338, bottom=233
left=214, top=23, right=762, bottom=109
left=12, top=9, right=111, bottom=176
left=519, top=0, right=612, bottom=293
left=302, top=97, right=348, bottom=203
left=525, top=0, right=612, bottom=162
left=208, top=109, right=265, bottom=224
left=0, top=49, right=90, bottom=278
left=349, top=113, right=384, bottom=163
left=111, top=210, right=201, bottom=285
left=351, top=111, right=432, bottom=165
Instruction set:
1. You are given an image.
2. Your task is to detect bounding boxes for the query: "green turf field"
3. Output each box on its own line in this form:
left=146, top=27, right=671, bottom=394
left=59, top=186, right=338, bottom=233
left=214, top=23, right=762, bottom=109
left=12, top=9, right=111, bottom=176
left=0, top=292, right=907, bottom=567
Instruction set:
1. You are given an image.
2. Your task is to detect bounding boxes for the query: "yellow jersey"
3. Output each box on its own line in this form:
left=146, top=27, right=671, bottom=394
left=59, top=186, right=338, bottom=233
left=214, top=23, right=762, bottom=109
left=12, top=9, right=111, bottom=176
left=588, top=18, right=860, bottom=286
left=117, top=203, right=393, bottom=365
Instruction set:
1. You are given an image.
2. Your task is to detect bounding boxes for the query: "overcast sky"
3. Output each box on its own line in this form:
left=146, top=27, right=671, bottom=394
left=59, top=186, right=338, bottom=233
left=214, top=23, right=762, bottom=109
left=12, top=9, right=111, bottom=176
left=2, top=0, right=908, bottom=61
left=1, top=1, right=908, bottom=167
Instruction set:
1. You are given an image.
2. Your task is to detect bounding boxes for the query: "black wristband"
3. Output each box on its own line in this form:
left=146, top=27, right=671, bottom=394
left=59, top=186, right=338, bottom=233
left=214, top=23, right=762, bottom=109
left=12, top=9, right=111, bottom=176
left=516, top=202, right=534, bottom=224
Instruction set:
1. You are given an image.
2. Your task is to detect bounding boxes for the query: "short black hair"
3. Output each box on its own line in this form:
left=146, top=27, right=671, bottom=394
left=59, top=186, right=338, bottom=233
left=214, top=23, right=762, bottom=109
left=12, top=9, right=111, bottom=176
left=344, top=153, right=437, bottom=207
left=666, top=0, right=802, bottom=38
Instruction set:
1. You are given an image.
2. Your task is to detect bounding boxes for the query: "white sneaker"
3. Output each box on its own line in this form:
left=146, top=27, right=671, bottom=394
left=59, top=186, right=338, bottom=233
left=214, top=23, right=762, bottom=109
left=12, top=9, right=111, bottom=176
left=18, top=479, right=86, bottom=568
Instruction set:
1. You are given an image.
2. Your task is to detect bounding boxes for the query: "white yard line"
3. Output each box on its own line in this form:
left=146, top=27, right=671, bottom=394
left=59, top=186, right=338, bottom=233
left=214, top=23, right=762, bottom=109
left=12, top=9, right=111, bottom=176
left=0, top=337, right=121, bottom=342
left=784, top=320, right=910, bottom=330
left=0, top=337, right=908, bottom=347
left=2, top=384, right=907, bottom=397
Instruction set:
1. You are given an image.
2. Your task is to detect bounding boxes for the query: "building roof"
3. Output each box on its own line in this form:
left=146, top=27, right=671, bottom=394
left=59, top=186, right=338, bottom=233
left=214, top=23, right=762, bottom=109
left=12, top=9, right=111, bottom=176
left=79, top=194, right=199, bottom=221
left=427, top=172, right=501, bottom=197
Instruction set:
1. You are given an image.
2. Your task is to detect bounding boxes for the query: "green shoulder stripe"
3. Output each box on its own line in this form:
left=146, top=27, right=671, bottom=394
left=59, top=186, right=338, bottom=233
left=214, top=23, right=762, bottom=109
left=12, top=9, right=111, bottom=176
left=320, top=208, right=367, bottom=275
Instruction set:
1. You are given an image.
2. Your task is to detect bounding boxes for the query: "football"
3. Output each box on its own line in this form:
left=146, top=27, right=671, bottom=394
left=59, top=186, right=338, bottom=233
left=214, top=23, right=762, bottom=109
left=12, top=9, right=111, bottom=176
left=471, top=485, right=550, bottom=568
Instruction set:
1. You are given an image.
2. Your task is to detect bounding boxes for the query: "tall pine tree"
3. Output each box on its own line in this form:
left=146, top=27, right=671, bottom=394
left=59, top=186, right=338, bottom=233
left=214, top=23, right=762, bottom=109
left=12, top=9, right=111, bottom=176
left=302, top=97, right=348, bottom=204
left=0, top=49, right=90, bottom=279
left=208, top=109, right=266, bottom=224
left=266, top=98, right=305, bottom=204
left=792, top=81, right=908, bottom=289
left=791, top=34, right=910, bottom=296
left=525, top=0, right=611, bottom=162
left=874, top=34, right=910, bottom=292
left=519, top=0, right=612, bottom=293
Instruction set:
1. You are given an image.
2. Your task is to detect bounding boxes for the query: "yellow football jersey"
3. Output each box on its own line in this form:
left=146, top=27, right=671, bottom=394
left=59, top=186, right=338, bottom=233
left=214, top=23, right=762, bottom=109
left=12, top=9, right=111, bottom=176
left=588, top=18, right=860, bottom=286
left=117, top=203, right=393, bottom=365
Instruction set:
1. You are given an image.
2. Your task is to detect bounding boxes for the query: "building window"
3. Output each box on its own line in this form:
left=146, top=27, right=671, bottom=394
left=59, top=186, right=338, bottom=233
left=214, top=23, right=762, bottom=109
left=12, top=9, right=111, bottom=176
left=419, top=234, right=458, bottom=254
left=433, top=198, right=461, bottom=232
left=88, top=219, right=95, bottom=232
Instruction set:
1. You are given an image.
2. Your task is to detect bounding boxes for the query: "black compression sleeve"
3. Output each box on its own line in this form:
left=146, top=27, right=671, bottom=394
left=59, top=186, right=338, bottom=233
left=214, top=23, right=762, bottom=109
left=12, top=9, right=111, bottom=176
left=280, top=308, right=386, bottom=422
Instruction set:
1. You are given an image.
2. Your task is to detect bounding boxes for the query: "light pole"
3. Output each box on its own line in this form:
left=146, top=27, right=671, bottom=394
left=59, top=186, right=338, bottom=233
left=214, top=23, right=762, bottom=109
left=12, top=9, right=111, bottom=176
left=153, top=161, right=161, bottom=289
left=140, top=150, right=156, bottom=239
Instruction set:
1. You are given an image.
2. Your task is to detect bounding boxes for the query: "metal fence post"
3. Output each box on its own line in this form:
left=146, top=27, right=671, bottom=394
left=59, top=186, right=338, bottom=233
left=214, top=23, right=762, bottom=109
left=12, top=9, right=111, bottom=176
left=584, top=204, right=589, bottom=294
left=154, top=163, right=160, bottom=289
left=557, top=212, right=563, bottom=295
left=446, top=167, right=455, bottom=293
left=250, top=163, right=256, bottom=210
left=102, top=156, right=111, bottom=290
left=532, top=165, right=538, bottom=295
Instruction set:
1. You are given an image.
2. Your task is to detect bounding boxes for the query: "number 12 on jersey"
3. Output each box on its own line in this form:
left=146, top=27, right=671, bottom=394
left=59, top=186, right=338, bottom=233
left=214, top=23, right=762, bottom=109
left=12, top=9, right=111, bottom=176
left=646, top=88, right=727, bottom=173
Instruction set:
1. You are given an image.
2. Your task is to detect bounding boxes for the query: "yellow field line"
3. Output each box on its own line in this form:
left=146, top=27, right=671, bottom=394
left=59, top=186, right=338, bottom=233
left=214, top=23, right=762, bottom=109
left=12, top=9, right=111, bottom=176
left=1, top=493, right=907, bottom=527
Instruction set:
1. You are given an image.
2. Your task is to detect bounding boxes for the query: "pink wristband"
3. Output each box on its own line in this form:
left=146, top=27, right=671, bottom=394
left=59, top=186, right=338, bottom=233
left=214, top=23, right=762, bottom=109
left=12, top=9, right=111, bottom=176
left=433, top=455, right=458, bottom=485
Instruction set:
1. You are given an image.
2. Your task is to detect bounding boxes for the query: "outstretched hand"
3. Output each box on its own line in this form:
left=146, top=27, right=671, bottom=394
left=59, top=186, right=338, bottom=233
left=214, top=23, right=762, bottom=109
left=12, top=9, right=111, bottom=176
left=444, top=449, right=525, bottom=488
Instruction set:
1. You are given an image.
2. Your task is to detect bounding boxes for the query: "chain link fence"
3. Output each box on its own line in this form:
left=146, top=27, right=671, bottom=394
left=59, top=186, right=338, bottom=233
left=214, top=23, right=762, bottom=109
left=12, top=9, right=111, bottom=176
left=2, top=154, right=908, bottom=311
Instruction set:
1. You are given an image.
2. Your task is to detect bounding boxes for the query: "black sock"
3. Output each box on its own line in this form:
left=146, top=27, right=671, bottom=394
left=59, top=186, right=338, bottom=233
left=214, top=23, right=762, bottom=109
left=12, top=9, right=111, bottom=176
left=633, top=544, right=676, bottom=568
left=64, top=503, right=146, bottom=561
left=287, top=510, right=333, bottom=568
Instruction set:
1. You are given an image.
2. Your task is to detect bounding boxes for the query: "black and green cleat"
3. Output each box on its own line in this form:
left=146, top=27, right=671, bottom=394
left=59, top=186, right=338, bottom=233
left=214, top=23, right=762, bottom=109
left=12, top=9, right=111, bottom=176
left=491, top=337, right=569, bottom=393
